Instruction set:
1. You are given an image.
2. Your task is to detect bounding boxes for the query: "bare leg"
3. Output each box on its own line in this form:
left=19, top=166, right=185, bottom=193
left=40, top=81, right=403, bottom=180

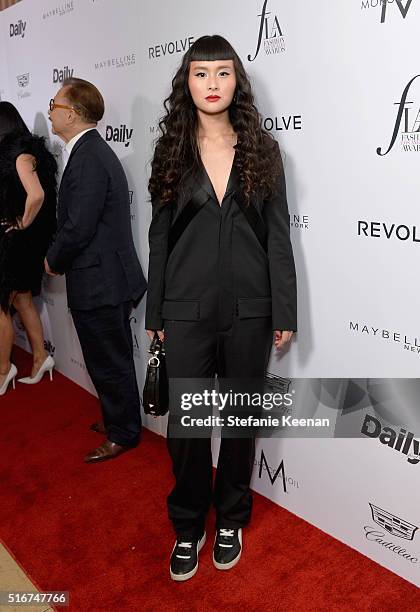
left=12, top=291, right=48, bottom=377
left=0, top=297, right=15, bottom=385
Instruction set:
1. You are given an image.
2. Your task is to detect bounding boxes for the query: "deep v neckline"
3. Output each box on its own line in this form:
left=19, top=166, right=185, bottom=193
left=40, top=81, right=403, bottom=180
left=199, top=147, right=237, bottom=207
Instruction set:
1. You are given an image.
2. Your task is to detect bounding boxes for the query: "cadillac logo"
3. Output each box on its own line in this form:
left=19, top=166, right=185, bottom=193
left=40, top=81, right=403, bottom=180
left=16, top=73, right=29, bottom=87
left=369, top=503, right=418, bottom=541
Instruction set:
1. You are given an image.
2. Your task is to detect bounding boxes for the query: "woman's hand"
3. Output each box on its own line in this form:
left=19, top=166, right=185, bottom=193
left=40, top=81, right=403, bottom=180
left=274, top=330, right=293, bottom=350
left=2, top=218, right=26, bottom=233
left=146, top=329, right=165, bottom=342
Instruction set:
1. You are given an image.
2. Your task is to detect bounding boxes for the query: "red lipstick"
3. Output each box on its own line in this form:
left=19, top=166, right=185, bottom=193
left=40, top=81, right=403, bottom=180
left=205, top=95, right=221, bottom=102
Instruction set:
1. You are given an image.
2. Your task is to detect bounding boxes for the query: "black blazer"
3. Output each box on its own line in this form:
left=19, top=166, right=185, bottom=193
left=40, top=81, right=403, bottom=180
left=47, top=129, right=146, bottom=310
left=145, top=141, right=297, bottom=332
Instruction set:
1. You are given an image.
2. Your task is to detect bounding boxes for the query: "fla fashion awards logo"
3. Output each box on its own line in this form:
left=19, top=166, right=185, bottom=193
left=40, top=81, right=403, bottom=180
left=363, top=503, right=419, bottom=564
left=248, top=0, right=285, bottom=61
left=377, top=75, right=420, bottom=155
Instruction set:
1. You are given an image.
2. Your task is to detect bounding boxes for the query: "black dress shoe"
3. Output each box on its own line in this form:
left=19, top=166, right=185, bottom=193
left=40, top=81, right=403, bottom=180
left=213, top=528, right=242, bottom=570
left=84, top=440, right=130, bottom=463
left=170, top=532, right=206, bottom=582
left=90, top=421, right=107, bottom=434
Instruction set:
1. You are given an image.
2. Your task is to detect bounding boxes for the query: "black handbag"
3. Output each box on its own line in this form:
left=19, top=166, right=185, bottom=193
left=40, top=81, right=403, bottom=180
left=142, top=332, right=169, bottom=416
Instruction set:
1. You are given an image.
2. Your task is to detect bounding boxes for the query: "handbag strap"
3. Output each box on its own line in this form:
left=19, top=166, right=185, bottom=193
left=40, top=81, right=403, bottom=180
left=168, top=188, right=210, bottom=256
left=234, top=192, right=268, bottom=253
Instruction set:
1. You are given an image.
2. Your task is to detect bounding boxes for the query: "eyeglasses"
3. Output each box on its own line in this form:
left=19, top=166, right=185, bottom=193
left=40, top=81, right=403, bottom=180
left=49, top=98, right=78, bottom=113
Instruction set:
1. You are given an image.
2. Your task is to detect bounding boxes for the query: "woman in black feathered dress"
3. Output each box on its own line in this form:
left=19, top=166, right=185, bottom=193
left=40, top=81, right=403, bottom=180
left=0, top=102, right=57, bottom=395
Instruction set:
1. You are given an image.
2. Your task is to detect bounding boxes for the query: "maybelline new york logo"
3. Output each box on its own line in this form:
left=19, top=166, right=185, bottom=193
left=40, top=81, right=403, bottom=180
left=42, top=2, right=74, bottom=20
left=248, top=0, right=285, bottom=61
left=290, top=213, right=309, bottom=230
left=349, top=322, right=420, bottom=357
left=377, top=75, right=420, bottom=155
left=95, top=54, right=136, bottom=70
left=10, top=20, right=26, bottom=38
left=364, top=503, right=418, bottom=564
left=361, top=0, right=414, bottom=23
left=361, top=413, right=420, bottom=464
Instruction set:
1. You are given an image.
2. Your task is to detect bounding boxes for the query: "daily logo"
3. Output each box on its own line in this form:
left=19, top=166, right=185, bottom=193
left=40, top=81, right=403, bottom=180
left=10, top=20, right=26, bottom=38
left=248, top=0, right=285, bottom=61
left=105, top=124, right=133, bottom=148
left=53, top=66, right=74, bottom=83
left=377, top=75, right=420, bottom=155
left=361, top=413, right=420, bottom=464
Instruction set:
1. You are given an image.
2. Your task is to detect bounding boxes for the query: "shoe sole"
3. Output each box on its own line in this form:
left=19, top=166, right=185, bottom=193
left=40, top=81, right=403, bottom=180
left=170, top=532, right=206, bottom=582
left=213, top=529, right=242, bottom=570
left=213, top=549, right=242, bottom=570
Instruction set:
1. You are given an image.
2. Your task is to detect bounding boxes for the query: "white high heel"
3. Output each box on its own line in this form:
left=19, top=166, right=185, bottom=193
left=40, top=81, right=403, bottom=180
left=18, top=355, right=55, bottom=385
left=0, top=363, right=18, bottom=396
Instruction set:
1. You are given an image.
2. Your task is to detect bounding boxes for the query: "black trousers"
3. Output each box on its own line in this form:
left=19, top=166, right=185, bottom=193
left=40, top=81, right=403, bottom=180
left=164, top=315, right=272, bottom=540
left=71, top=301, right=141, bottom=447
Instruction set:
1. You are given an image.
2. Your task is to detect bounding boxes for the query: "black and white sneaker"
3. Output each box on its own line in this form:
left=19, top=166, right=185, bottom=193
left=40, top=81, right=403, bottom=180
left=169, top=532, right=206, bottom=582
left=213, top=528, right=242, bottom=570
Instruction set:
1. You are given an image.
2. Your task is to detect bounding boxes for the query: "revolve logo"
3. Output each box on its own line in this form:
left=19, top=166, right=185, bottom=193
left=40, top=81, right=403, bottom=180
left=148, top=36, right=195, bottom=60
left=248, top=0, right=285, bottom=61
left=263, top=114, right=302, bottom=132
left=357, top=220, right=420, bottom=242
left=377, top=75, right=420, bottom=155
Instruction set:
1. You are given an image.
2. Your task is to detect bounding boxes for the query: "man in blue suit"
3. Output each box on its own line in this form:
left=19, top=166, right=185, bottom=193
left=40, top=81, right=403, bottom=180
left=46, top=77, right=146, bottom=462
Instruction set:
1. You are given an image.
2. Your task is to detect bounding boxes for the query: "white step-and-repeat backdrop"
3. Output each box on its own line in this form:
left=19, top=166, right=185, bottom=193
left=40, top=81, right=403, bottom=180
left=1, top=0, right=419, bottom=587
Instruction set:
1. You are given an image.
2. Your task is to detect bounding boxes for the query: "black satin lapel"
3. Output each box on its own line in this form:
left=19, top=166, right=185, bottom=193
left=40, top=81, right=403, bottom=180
left=198, top=162, right=218, bottom=201
left=225, top=160, right=240, bottom=197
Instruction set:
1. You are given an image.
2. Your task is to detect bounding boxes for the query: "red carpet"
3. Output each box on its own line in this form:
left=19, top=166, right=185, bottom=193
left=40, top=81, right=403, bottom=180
left=0, top=347, right=418, bottom=611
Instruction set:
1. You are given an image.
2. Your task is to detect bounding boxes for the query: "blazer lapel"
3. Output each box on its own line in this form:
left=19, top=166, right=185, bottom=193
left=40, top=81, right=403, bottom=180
left=60, top=129, right=100, bottom=186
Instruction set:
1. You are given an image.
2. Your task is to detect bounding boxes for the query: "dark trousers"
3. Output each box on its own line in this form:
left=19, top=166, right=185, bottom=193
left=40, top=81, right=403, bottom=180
left=71, top=301, right=141, bottom=447
left=164, top=315, right=272, bottom=540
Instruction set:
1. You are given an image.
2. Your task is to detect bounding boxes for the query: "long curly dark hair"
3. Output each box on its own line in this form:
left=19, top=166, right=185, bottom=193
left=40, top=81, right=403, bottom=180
left=149, top=35, right=281, bottom=206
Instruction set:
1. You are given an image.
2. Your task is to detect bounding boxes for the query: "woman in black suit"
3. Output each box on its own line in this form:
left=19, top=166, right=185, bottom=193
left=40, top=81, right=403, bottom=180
left=146, top=35, right=297, bottom=581
left=0, top=102, right=57, bottom=395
